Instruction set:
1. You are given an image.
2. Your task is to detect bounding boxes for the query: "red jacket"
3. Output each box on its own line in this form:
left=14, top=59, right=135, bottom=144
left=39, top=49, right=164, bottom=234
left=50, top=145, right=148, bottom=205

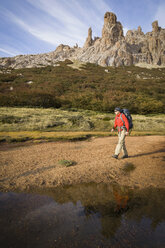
left=114, top=113, right=129, bottom=132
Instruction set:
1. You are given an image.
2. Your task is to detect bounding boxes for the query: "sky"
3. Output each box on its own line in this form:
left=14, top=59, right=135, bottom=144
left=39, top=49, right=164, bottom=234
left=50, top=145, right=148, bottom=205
left=0, top=0, right=165, bottom=57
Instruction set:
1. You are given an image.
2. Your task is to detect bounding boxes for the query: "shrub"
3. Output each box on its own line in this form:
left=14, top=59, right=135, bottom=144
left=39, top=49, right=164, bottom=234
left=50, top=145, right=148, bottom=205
left=58, top=160, right=77, bottom=167
left=0, top=64, right=164, bottom=114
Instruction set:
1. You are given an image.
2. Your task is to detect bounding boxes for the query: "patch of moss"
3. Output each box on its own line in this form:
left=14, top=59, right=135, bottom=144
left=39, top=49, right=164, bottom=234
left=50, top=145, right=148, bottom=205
left=58, top=160, right=77, bottom=167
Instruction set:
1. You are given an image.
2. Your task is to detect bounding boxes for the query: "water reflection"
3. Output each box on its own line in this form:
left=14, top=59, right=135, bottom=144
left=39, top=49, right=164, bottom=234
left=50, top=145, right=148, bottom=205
left=0, top=183, right=165, bottom=248
left=46, top=183, right=165, bottom=239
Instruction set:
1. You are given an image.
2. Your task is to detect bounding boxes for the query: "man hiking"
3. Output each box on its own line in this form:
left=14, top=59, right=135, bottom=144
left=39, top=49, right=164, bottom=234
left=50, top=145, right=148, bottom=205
left=111, top=107, right=129, bottom=159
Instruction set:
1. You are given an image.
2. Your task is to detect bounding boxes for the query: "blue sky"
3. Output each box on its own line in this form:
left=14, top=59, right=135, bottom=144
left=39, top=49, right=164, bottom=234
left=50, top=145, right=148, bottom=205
left=0, top=0, right=165, bottom=57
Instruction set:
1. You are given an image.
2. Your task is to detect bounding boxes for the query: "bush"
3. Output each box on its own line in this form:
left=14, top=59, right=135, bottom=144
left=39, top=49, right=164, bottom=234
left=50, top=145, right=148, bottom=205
left=58, top=160, right=77, bottom=167
left=0, top=63, right=164, bottom=114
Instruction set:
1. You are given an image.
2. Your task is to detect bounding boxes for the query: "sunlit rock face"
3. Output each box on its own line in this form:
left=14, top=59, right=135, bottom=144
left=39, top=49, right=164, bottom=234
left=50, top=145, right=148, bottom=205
left=101, top=12, right=124, bottom=46
left=0, top=12, right=165, bottom=68
left=83, top=27, right=94, bottom=49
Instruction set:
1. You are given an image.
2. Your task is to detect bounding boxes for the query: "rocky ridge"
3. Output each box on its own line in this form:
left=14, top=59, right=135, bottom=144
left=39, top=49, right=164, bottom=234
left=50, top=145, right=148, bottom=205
left=0, top=12, right=165, bottom=69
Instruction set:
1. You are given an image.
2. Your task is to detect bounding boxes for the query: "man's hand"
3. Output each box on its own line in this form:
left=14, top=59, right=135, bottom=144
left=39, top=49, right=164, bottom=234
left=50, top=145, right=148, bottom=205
left=125, top=132, right=129, bottom=136
left=111, top=128, right=114, bottom=132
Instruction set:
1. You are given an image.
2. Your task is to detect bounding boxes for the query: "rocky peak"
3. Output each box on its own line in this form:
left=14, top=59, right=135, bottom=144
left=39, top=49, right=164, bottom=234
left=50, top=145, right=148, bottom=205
left=55, top=44, right=71, bottom=53
left=104, top=12, right=117, bottom=25
left=125, top=26, right=144, bottom=45
left=152, top=20, right=160, bottom=33
left=137, top=26, right=143, bottom=35
left=83, top=27, right=93, bottom=48
left=101, top=12, right=124, bottom=46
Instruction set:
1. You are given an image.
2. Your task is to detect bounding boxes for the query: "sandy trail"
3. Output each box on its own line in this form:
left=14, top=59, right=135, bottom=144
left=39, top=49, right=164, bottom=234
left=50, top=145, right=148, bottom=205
left=0, top=136, right=164, bottom=192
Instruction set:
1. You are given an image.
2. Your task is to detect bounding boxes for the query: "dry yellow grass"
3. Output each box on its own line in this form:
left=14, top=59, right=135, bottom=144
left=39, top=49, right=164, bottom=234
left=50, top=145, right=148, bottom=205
left=0, top=131, right=113, bottom=142
left=0, top=107, right=165, bottom=142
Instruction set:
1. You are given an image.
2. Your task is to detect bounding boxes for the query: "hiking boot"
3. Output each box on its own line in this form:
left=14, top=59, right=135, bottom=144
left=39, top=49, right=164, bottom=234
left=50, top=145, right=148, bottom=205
left=121, top=155, right=128, bottom=159
left=112, top=155, right=118, bottom=159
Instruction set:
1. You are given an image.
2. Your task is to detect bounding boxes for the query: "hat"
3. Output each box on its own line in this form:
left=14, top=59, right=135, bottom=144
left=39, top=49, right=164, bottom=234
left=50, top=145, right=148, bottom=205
left=114, top=107, right=122, bottom=112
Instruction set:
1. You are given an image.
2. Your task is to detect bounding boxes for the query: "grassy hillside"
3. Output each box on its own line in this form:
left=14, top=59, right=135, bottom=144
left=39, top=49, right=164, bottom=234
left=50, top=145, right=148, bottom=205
left=0, top=107, right=164, bottom=142
left=0, top=60, right=165, bottom=114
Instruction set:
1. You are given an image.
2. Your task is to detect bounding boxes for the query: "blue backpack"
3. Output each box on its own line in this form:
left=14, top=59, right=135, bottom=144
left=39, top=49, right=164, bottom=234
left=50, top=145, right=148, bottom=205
left=120, top=109, right=133, bottom=129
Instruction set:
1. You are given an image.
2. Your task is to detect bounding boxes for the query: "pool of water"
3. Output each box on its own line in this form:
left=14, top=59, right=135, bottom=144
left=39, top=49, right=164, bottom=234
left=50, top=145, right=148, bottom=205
left=0, top=183, right=165, bottom=248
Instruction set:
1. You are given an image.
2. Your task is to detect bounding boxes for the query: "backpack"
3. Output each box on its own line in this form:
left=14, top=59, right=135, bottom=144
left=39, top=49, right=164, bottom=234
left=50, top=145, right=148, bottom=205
left=120, top=109, right=133, bottom=129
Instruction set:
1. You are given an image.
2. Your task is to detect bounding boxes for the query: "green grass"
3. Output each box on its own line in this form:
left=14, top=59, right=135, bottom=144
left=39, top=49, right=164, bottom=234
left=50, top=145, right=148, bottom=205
left=0, top=107, right=164, bottom=142
left=58, top=160, right=77, bottom=167
left=0, top=107, right=164, bottom=132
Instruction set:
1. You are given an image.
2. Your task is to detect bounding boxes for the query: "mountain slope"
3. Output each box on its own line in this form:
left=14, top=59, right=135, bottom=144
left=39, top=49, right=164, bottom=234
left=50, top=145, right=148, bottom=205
left=0, top=60, right=164, bottom=114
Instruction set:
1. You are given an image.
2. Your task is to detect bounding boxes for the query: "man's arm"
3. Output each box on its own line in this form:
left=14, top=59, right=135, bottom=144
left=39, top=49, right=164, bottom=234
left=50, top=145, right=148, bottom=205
left=111, top=117, right=117, bottom=132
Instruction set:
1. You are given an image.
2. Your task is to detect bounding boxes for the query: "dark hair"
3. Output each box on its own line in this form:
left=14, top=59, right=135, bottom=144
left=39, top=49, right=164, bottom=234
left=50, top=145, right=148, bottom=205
left=114, top=107, right=122, bottom=112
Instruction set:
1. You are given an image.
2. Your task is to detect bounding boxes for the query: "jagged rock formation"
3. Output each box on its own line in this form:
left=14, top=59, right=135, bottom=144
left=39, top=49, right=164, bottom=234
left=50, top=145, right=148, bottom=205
left=101, top=12, right=124, bottom=46
left=0, top=12, right=165, bottom=69
left=83, top=27, right=93, bottom=48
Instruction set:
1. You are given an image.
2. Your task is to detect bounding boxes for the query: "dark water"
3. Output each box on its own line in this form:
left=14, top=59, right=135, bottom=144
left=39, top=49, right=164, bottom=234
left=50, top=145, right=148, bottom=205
left=0, top=183, right=165, bottom=248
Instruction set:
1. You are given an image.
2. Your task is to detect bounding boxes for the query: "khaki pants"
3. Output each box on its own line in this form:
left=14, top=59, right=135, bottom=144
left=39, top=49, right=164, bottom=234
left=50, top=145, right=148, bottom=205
left=115, top=129, right=128, bottom=156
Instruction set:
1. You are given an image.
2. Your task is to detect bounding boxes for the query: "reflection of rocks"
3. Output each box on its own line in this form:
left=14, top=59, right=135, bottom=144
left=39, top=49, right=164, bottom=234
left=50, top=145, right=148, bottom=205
left=47, top=183, right=165, bottom=238
left=127, top=187, right=165, bottom=229
left=101, top=215, right=121, bottom=238
left=0, top=12, right=165, bottom=68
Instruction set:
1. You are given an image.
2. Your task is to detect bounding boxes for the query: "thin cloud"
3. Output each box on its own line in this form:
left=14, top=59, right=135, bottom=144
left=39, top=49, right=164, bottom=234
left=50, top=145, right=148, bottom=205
left=154, top=2, right=165, bottom=28
left=27, top=0, right=89, bottom=42
left=89, top=0, right=111, bottom=14
left=2, top=8, right=85, bottom=47
left=26, top=0, right=107, bottom=41
left=27, top=0, right=86, bottom=29
left=0, top=48, right=19, bottom=57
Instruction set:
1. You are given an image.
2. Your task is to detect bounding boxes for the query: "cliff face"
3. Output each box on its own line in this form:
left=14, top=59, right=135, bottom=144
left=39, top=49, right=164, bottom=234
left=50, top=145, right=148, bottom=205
left=0, top=12, right=165, bottom=69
